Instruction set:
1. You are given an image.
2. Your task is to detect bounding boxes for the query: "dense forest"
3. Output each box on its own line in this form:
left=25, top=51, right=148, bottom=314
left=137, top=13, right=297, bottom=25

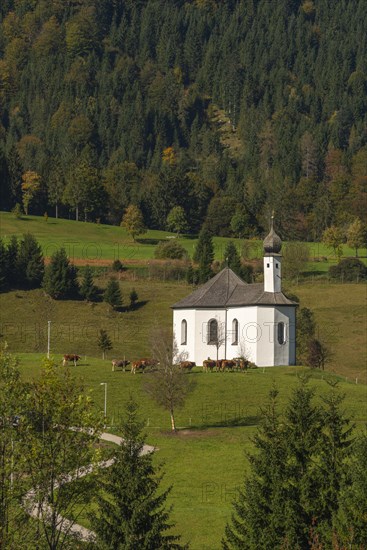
left=0, top=0, right=366, bottom=240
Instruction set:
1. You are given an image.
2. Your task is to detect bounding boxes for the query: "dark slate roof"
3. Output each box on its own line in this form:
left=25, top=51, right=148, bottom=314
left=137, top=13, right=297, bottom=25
left=172, top=267, right=297, bottom=309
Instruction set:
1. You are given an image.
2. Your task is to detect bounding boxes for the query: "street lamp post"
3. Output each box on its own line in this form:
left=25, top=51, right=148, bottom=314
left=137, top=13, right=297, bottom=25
left=100, top=383, right=107, bottom=418
left=47, top=321, right=51, bottom=359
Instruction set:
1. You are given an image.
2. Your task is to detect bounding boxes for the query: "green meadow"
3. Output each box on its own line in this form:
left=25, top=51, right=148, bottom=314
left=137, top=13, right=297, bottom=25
left=1, top=212, right=366, bottom=548
left=1, top=212, right=366, bottom=273
left=13, top=354, right=367, bottom=549
left=1, top=278, right=366, bottom=382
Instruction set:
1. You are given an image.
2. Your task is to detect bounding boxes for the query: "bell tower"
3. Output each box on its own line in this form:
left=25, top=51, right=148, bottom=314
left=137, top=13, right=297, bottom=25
left=263, top=214, right=282, bottom=293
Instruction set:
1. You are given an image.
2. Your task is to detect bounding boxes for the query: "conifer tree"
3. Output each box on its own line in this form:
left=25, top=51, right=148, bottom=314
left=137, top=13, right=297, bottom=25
left=97, top=329, right=113, bottom=359
left=335, top=433, right=367, bottom=546
left=223, top=388, right=288, bottom=550
left=223, top=380, right=354, bottom=549
left=4, top=235, right=18, bottom=287
left=314, top=387, right=354, bottom=543
left=17, top=233, right=44, bottom=288
left=80, top=265, right=98, bottom=301
left=222, top=241, right=241, bottom=276
left=43, top=247, right=79, bottom=299
left=104, top=278, right=122, bottom=309
left=193, top=226, right=214, bottom=283
left=296, top=307, right=316, bottom=364
left=281, top=381, right=322, bottom=546
left=91, top=397, right=185, bottom=549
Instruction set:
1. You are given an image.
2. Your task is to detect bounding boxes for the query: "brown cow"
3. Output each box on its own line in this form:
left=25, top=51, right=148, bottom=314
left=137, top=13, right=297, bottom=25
left=62, top=354, right=81, bottom=366
left=131, top=358, right=158, bottom=374
left=203, top=359, right=216, bottom=372
left=234, top=357, right=250, bottom=371
left=220, top=359, right=236, bottom=372
left=179, top=361, right=196, bottom=371
left=131, top=360, right=146, bottom=374
left=112, top=359, right=130, bottom=371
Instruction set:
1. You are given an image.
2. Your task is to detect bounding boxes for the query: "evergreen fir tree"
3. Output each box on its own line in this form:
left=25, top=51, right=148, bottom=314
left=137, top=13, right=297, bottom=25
left=296, top=307, right=316, bottom=364
left=193, top=226, right=214, bottom=283
left=223, top=380, right=354, bottom=549
left=80, top=265, right=98, bottom=301
left=43, top=247, right=79, bottom=299
left=336, top=433, right=367, bottom=547
left=91, top=397, right=185, bottom=549
left=281, top=381, right=322, bottom=547
left=314, top=387, right=354, bottom=543
left=186, top=264, right=199, bottom=285
left=222, top=241, right=241, bottom=276
left=17, top=233, right=44, bottom=288
left=97, top=329, right=113, bottom=359
left=223, top=388, right=288, bottom=550
left=104, top=278, right=122, bottom=309
left=4, top=236, right=18, bottom=288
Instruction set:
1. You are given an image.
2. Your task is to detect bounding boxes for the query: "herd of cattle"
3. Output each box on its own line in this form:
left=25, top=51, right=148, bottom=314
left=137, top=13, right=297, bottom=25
left=62, top=354, right=253, bottom=372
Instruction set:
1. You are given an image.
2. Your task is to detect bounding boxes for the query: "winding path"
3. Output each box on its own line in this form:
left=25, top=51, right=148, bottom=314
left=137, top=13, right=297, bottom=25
left=23, top=431, right=156, bottom=543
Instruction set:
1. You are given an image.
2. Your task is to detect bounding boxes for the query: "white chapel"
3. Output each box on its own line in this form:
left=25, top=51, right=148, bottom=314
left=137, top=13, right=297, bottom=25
left=172, top=220, right=297, bottom=367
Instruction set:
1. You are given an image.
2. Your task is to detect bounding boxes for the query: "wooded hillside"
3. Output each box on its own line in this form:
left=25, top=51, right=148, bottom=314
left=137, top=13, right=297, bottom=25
left=0, top=0, right=366, bottom=239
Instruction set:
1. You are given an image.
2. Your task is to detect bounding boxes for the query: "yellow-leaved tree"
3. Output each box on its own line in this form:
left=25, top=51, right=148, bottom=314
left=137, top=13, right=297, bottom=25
left=21, top=171, right=41, bottom=215
left=121, top=205, right=147, bottom=242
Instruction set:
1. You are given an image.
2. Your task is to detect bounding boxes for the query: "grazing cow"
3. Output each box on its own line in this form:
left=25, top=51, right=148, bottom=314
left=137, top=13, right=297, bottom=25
left=62, top=354, right=81, bottom=367
left=131, top=358, right=159, bottom=374
left=203, top=359, right=216, bottom=372
left=220, top=359, right=236, bottom=372
left=179, top=361, right=196, bottom=371
left=112, top=359, right=130, bottom=372
left=234, top=357, right=250, bottom=371
left=131, top=360, right=146, bottom=374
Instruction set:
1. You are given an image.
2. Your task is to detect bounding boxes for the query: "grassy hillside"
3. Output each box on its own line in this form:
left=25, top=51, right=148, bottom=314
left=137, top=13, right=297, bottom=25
left=14, top=354, right=367, bottom=549
left=1, top=277, right=366, bottom=382
left=1, top=212, right=366, bottom=272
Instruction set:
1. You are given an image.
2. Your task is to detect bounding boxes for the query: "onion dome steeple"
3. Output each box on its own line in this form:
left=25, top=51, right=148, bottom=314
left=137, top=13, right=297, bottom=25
left=263, top=213, right=282, bottom=254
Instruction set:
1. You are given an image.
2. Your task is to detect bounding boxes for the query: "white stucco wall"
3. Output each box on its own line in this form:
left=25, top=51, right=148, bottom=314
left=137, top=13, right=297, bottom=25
left=264, top=255, right=282, bottom=293
left=173, top=304, right=296, bottom=367
left=173, top=309, right=196, bottom=362
left=274, top=306, right=296, bottom=365
left=195, top=309, right=226, bottom=365
left=227, top=307, right=258, bottom=364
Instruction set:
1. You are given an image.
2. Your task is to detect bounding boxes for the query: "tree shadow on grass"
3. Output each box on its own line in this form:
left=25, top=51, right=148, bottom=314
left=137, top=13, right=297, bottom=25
left=114, top=300, right=148, bottom=313
left=135, top=238, right=165, bottom=245
left=195, top=415, right=262, bottom=430
left=303, top=269, right=327, bottom=277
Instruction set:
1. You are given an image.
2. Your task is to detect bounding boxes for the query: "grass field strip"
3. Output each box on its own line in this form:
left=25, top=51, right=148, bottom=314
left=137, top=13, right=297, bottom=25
left=23, top=430, right=155, bottom=543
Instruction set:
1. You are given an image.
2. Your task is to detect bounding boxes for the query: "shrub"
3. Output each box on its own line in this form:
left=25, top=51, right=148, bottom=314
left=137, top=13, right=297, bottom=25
left=148, top=261, right=188, bottom=281
left=329, top=258, right=367, bottom=281
left=154, top=240, right=188, bottom=260
left=112, top=259, right=124, bottom=272
left=12, top=203, right=23, bottom=219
